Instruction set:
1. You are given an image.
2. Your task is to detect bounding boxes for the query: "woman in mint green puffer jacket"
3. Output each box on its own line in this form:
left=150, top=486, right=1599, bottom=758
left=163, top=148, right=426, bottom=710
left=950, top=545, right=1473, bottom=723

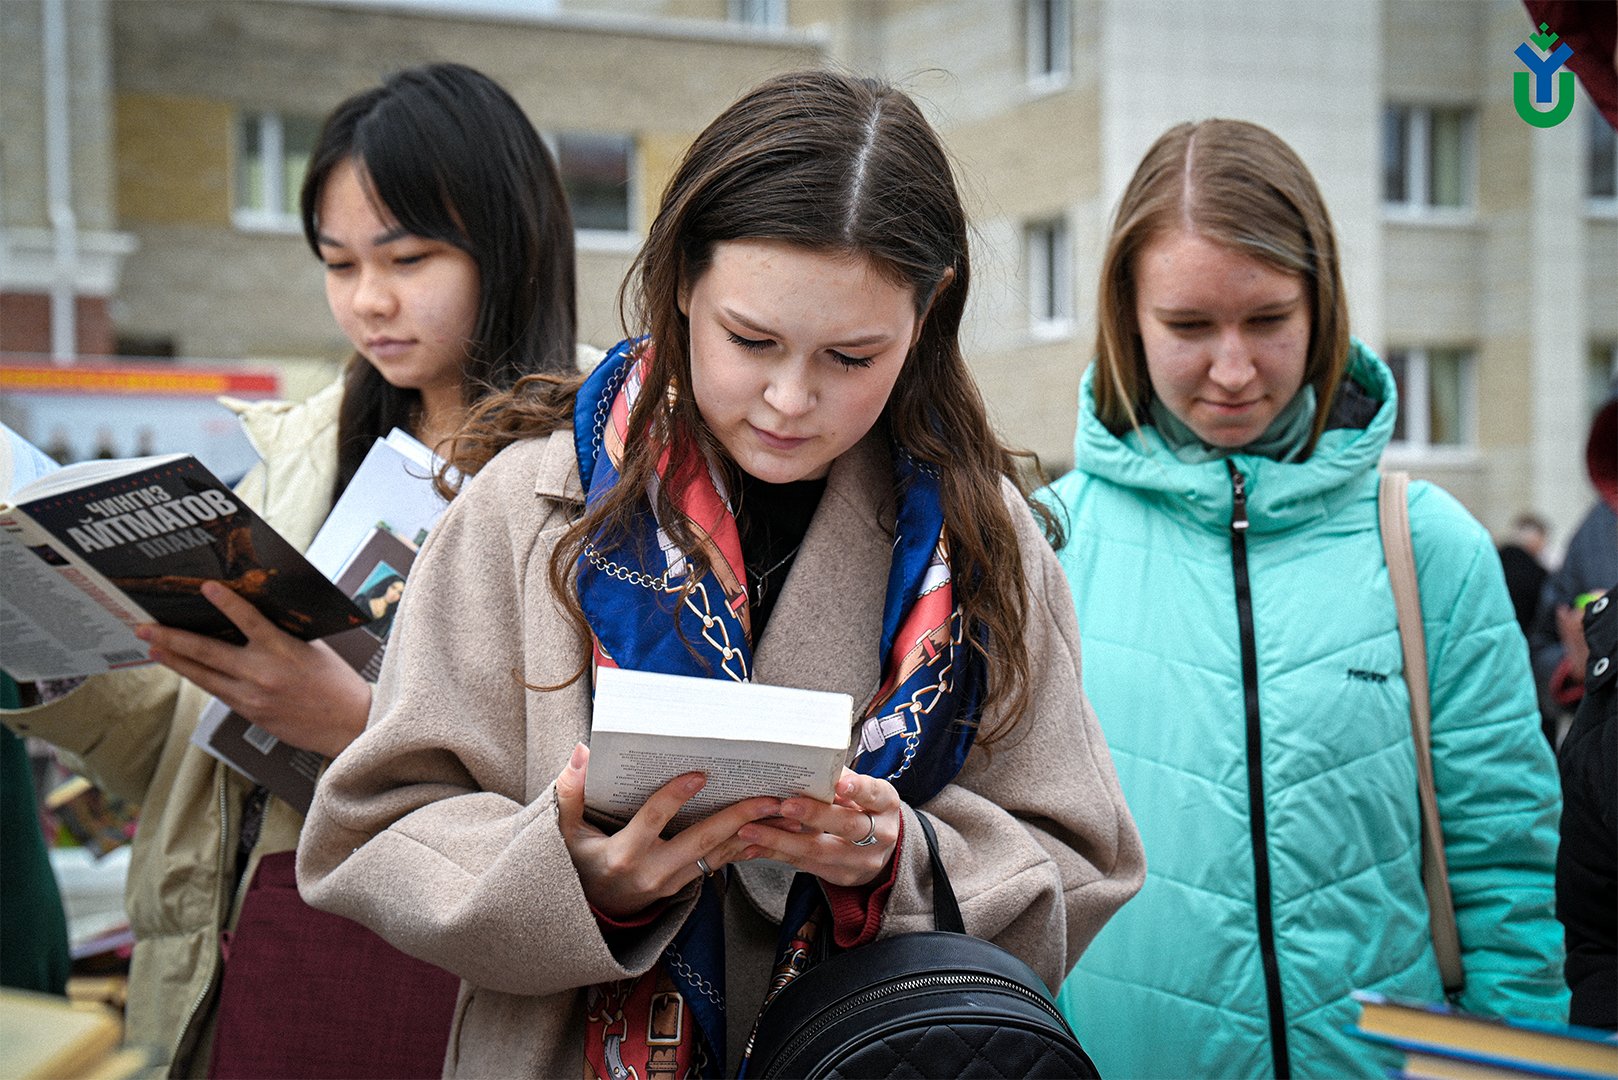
left=1041, top=120, right=1566, bottom=1079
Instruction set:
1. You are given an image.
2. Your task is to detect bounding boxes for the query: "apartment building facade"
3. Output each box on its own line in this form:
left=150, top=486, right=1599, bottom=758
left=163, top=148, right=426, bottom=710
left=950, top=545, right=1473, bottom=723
left=3, top=0, right=1611, bottom=538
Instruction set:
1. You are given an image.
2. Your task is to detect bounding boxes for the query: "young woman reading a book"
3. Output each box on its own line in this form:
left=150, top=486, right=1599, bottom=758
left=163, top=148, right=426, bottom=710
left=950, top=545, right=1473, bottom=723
left=1, top=63, right=578, bottom=1076
left=1040, top=119, right=1568, bottom=1078
left=295, top=69, right=1145, bottom=1078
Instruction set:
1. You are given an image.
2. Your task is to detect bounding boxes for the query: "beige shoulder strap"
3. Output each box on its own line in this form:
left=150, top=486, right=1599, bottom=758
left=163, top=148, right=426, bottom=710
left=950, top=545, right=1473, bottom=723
left=1379, top=470, right=1464, bottom=996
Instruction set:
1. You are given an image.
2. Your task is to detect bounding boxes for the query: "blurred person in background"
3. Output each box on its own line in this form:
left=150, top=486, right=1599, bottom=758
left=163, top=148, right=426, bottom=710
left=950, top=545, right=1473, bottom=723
left=1530, top=382, right=1618, bottom=729
left=1499, top=512, right=1550, bottom=637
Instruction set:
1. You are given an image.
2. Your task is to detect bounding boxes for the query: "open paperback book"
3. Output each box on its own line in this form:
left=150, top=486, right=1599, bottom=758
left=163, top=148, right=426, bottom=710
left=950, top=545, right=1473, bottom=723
left=0, top=450, right=371, bottom=682
left=584, top=666, right=854, bottom=835
left=1349, top=990, right=1618, bottom=1080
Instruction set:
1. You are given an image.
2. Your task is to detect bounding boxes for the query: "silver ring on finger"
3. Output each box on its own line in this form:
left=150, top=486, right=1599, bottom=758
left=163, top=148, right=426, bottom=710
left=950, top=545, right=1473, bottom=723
left=851, top=811, right=879, bottom=847
left=696, top=855, right=716, bottom=876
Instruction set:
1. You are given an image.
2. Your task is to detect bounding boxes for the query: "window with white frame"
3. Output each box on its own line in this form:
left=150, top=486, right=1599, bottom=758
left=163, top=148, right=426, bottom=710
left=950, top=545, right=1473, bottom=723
left=729, top=0, right=786, bottom=28
left=1589, top=341, right=1618, bottom=414
left=1026, top=0, right=1072, bottom=89
left=1382, top=105, right=1474, bottom=212
left=1025, top=218, right=1072, bottom=335
left=1589, top=110, right=1616, bottom=208
left=1386, top=346, right=1475, bottom=449
left=549, top=132, right=634, bottom=239
left=235, top=111, right=321, bottom=231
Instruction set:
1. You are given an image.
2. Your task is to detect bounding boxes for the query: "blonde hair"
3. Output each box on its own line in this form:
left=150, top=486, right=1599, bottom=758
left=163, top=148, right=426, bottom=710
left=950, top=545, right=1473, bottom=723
left=1093, top=119, right=1351, bottom=453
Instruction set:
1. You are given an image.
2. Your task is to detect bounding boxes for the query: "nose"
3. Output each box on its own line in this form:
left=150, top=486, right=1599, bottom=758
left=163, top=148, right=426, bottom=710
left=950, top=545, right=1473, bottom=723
left=351, top=267, right=397, bottom=320
left=762, top=357, right=816, bottom=418
left=1207, top=327, right=1256, bottom=392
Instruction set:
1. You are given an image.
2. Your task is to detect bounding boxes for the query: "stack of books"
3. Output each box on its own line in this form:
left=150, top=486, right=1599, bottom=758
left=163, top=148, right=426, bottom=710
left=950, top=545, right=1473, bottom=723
left=1350, top=990, right=1618, bottom=1079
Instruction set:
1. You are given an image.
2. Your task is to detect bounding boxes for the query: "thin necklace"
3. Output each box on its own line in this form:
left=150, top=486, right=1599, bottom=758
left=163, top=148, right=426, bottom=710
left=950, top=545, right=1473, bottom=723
left=750, top=542, right=802, bottom=606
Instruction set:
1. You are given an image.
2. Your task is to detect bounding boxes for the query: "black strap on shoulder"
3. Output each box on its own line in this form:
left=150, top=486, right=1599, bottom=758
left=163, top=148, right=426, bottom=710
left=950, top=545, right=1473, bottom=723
left=912, top=810, right=965, bottom=934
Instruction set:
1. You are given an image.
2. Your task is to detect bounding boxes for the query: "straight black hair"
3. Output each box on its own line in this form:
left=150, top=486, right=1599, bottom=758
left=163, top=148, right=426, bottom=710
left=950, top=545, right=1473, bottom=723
left=300, top=62, right=577, bottom=504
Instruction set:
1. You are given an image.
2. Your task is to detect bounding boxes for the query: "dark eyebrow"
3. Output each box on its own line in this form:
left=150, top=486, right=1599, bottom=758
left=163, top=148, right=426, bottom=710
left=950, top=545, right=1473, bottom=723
left=314, top=226, right=411, bottom=248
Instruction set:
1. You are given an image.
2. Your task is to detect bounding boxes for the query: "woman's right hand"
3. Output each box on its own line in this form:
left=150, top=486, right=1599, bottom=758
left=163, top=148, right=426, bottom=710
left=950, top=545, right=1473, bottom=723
left=552, top=742, right=783, bottom=920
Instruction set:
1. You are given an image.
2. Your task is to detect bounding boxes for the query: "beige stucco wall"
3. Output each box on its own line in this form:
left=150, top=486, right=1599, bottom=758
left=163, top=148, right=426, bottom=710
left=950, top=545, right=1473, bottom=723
left=97, top=0, right=820, bottom=362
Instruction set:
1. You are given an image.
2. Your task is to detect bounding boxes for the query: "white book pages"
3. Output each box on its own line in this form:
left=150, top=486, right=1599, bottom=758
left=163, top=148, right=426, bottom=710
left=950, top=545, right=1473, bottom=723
left=585, top=666, right=853, bottom=835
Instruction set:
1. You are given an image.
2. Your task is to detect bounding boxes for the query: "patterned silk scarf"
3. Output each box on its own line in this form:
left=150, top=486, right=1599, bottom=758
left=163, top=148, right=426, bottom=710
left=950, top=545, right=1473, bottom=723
left=574, top=340, right=985, bottom=1078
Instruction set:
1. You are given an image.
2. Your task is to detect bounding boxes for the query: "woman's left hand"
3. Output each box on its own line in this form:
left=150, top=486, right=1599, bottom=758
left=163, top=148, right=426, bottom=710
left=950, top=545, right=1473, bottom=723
left=136, top=580, right=372, bottom=758
left=737, top=768, right=901, bottom=886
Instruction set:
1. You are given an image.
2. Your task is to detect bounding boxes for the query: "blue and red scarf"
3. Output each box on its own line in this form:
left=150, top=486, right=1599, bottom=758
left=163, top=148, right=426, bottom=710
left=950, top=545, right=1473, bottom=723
left=574, top=340, right=984, bottom=1078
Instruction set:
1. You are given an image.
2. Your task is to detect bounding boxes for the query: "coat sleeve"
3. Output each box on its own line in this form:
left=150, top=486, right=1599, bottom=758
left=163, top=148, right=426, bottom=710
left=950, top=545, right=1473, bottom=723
left=296, top=440, right=699, bottom=997
left=881, top=493, right=1145, bottom=992
left=1413, top=484, right=1569, bottom=1022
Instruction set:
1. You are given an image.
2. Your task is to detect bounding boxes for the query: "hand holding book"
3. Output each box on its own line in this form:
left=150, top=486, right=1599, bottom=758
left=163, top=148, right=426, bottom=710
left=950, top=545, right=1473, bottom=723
left=561, top=667, right=901, bottom=917
left=555, top=741, right=786, bottom=920
left=139, top=580, right=372, bottom=759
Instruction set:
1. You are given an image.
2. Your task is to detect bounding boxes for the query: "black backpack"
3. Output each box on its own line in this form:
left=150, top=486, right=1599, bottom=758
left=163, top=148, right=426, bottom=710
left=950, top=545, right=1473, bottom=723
left=744, top=812, right=1101, bottom=1078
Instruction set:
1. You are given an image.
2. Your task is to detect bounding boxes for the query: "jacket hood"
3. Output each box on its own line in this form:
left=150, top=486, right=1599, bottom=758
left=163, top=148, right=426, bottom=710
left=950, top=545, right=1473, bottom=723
left=1072, top=338, right=1396, bottom=534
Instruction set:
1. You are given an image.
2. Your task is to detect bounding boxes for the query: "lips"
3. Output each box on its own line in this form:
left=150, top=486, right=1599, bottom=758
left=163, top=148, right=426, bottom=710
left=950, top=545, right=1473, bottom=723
left=1200, top=398, right=1261, bottom=413
left=365, top=337, right=414, bottom=360
left=750, top=424, right=812, bottom=451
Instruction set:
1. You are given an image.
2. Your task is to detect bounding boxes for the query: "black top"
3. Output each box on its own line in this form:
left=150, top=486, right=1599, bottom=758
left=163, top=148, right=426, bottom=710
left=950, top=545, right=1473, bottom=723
left=733, top=469, right=827, bottom=642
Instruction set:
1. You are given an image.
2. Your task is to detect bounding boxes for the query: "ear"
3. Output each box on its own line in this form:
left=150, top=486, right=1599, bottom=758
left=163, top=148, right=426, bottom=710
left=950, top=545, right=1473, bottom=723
left=677, top=276, right=691, bottom=318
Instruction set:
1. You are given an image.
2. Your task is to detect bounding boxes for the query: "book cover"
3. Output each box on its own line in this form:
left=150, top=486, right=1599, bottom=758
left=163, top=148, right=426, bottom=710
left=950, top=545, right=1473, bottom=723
left=191, top=697, right=327, bottom=815
left=585, top=666, right=853, bottom=835
left=322, top=527, right=418, bottom=682
left=1, top=454, right=370, bottom=680
left=1351, top=991, right=1618, bottom=1080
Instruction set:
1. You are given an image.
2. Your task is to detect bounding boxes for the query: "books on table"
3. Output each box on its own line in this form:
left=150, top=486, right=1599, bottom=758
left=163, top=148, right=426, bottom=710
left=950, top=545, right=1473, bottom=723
left=1350, top=990, right=1618, bottom=1080
left=585, top=666, right=854, bottom=835
left=0, top=451, right=370, bottom=682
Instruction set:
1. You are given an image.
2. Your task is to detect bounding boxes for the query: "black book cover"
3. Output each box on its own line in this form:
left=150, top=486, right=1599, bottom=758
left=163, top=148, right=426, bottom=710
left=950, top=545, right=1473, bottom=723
left=18, top=456, right=370, bottom=643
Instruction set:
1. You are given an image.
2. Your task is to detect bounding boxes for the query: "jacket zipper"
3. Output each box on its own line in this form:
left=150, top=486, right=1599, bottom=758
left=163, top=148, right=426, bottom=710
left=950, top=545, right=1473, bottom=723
left=1227, top=461, right=1290, bottom=1079
left=761, top=971, right=1070, bottom=1077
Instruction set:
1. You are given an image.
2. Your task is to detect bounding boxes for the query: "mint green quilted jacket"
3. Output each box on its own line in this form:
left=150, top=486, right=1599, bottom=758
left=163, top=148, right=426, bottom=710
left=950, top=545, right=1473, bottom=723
left=1040, top=342, right=1567, bottom=1079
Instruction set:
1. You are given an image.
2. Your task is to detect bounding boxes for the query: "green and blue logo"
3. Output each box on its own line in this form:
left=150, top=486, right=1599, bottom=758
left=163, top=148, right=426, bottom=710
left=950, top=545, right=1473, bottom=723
left=1514, top=22, right=1575, bottom=128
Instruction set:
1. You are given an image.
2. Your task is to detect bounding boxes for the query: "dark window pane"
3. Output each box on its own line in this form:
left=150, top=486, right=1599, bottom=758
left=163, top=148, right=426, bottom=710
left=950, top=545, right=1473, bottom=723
left=237, top=113, right=266, bottom=211
left=556, top=133, right=631, bottom=233
left=1383, top=106, right=1409, bottom=204
left=1428, top=109, right=1467, bottom=208
left=1428, top=347, right=1467, bottom=445
left=281, top=115, right=321, bottom=217
left=1591, top=111, right=1617, bottom=199
left=1386, top=348, right=1409, bottom=441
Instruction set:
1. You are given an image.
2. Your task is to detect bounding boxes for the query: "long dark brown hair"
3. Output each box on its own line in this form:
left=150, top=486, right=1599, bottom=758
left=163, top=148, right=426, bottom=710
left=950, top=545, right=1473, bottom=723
left=1093, top=118, right=1350, bottom=454
left=450, top=69, right=1058, bottom=741
left=300, top=62, right=577, bottom=506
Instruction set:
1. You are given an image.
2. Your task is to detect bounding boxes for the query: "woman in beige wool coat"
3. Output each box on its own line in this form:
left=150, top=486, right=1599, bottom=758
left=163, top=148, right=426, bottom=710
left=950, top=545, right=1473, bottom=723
left=297, top=70, right=1144, bottom=1079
